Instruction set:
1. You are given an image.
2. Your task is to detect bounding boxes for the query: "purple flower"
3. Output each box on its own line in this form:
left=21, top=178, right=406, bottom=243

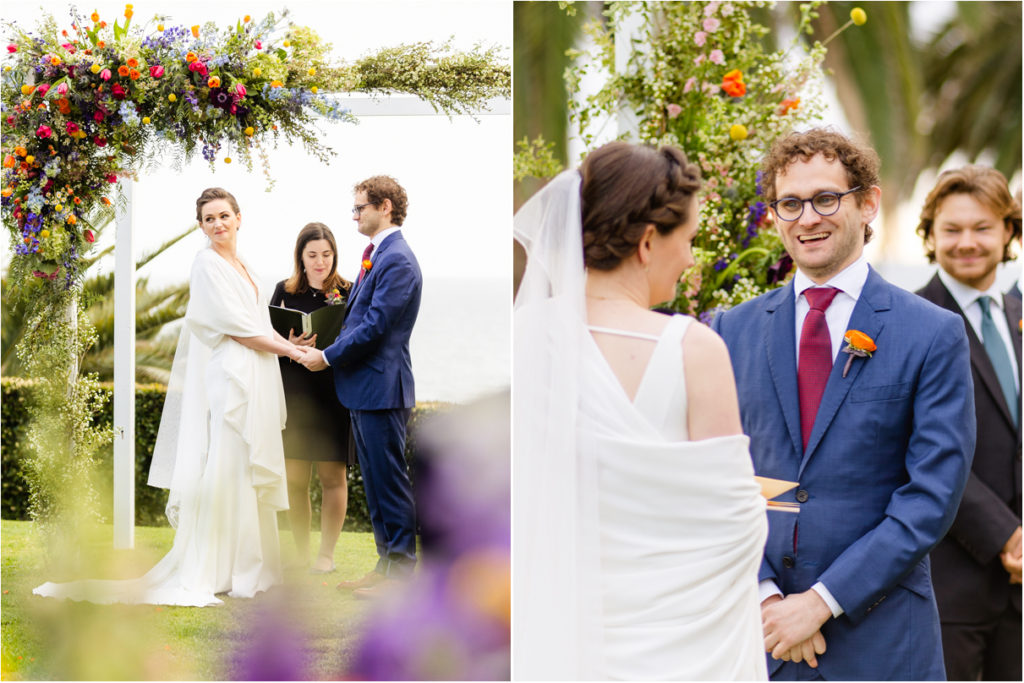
left=766, top=253, right=794, bottom=286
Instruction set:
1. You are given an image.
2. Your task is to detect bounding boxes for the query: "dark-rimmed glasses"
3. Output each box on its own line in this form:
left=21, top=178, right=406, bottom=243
left=769, top=187, right=862, bottom=222
left=352, top=202, right=377, bottom=217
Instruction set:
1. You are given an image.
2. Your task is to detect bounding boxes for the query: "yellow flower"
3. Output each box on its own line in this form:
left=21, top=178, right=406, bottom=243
left=850, top=7, right=867, bottom=25
left=253, top=67, right=262, bottom=77
left=55, top=203, right=63, bottom=212
left=308, top=67, right=316, bottom=76
left=191, top=25, right=200, bottom=38
left=729, top=124, right=748, bottom=141
left=124, top=8, right=133, bottom=20
left=25, top=155, right=35, bottom=164
left=90, top=63, right=101, bottom=74
left=282, top=39, right=290, bottom=47
left=50, top=56, right=62, bottom=66
left=91, top=10, right=100, bottom=22
left=208, top=76, right=221, bottom=88
left=244, top=126, right=254, bottom=136
left=40, top=229, right=50, bottom=238
left=311, top=86, right=318, bottom=94
left=142, top=116, right=151, bottom=124
left=224, top=157, right=232, bottom=164
left=157, top=23, right=165, bottom=32
left=168, top=93, right=177, bottom=102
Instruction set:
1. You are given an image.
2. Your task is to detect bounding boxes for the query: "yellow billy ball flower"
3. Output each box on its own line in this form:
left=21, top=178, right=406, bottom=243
left=850, top=7, right=867, bottom=25
left=244, top=126, right=254, bottom=136
left=25, top=155, right=35, bottom=164
left=40, top=229, right=50, bottom=238
left=157, top=23, right=165, bottom=31
left=729, top=124, right=748, bottom=141
left=282, top=40, right=290, bottom=47
left=168, top=93, right=177, bottom=102
left=311, top=86, right=318, bottom=94
left=20, top=84, right=34, bottom=95
left=308, top=67, right=316, bottom=76
left=253, top=67, right=262, bottom=77
left=91, top=63, right=102, bottom=74
left=142, top=116, right=151, bottom=124
left=224, top=157, right=232, bottom=164
left=55, top=204, right=63, bottom=212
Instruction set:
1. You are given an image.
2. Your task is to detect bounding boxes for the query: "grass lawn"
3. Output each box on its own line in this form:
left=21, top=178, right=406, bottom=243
left=1, top=519, right=380, bottom=680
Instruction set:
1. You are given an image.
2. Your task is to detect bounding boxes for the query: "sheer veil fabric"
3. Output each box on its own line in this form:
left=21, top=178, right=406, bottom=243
left=33, top=248, right=288, bottom=606
left=513, top=171, right=768, bottom=680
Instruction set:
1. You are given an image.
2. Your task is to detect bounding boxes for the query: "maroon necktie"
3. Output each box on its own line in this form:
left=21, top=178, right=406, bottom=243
left=356, top=242, right=373, bottom=286
left=797, top=287, right=839, bottom=449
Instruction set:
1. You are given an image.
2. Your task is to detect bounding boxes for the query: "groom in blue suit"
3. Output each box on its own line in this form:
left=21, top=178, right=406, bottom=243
left=303, top=175, right=422, bottom=594
left=713, top=129, right=975, bottom=680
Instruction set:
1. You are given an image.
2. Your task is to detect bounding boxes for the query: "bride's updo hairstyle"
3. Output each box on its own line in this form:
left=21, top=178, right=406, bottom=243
left=195, top=187, right=241, bottom=222
left=580, top=142, right=701, bottom=271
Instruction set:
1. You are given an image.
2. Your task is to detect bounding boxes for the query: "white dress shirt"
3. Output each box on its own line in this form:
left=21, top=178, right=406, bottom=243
left=937, top=267, right=1019, bottom=391
left=759, top=257, right=871, bottom=618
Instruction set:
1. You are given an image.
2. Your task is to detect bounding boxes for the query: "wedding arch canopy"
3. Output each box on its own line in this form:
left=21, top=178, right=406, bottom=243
left=1, top=5, right=509, bottom=547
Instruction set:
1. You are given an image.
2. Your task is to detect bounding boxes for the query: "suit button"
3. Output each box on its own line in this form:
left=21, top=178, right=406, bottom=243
left=782, top=556, right=795, bottom=569
left=795, top=489, right=809, bottom=503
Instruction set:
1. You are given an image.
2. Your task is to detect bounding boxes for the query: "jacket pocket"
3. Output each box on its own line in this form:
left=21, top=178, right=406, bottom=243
left=849, top=381, right=911, bottom=403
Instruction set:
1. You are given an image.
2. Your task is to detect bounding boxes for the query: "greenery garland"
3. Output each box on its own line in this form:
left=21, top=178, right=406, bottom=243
left=0, top=4, right=509, bottom=545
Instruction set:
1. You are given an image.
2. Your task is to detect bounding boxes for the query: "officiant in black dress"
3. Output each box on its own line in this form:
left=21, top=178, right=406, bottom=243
left=272, top=222, right=355, bottom=573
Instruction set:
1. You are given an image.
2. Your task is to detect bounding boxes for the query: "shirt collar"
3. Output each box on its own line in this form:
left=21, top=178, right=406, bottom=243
left=793, top=255, right=869, bottom=300
left=937, top=267, right=1005, bottom=313
left=371, top=226, right=401, bottom=250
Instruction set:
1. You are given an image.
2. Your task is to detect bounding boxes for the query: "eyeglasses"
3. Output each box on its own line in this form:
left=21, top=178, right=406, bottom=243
left=769, top=187, right=862, bottom=222
left=352, top=202, right=377, bottom=217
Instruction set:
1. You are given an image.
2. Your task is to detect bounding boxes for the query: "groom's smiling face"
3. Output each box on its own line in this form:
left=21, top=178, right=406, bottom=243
left=773, top=154, right=879, bottom=284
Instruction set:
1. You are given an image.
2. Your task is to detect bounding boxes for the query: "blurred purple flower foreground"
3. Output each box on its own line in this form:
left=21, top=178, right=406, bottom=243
left=349, top=392, right=511, bottom=680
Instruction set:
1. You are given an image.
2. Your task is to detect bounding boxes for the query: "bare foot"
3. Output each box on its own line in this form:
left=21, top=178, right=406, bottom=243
left=311, top=555, right=335, bottom=573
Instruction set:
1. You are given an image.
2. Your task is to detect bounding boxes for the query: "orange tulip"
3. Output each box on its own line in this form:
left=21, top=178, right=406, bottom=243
left=191, top=25, right=200, bottom=38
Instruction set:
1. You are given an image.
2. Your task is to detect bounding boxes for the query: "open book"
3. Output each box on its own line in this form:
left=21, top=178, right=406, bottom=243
left=269, top=304, right=346, bottom=350
left=755, top=476, right=800, bottom=514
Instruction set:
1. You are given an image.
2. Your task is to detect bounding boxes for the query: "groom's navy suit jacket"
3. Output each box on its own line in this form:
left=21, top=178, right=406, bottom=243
left=713, top=266, right=975, bottom=680
left=324, top=231, right=421, bottom=410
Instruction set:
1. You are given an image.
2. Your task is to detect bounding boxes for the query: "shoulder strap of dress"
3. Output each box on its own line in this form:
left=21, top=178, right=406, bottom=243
left=586, top=325, right=661, bottom=341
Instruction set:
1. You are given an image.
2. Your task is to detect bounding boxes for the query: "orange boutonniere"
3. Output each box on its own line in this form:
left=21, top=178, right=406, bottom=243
left=362, top=259, right=372, bottom=272
left=842, top=330, right=877, bottom=378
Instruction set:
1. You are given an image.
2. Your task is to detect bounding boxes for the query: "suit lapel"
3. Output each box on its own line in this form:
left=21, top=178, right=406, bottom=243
left=1001, top=292, right=1022, bottom=430
left=799, top=267, right=890, bottom=475
left=346, top=232, right=401, bottom=316
left=764, top=283, right=804, bottom=459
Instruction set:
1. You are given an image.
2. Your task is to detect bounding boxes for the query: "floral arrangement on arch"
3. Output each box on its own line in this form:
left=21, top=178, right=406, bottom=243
left=566, top=1, right=863, bottom=320
left=1, top=5, right=509, bottom=289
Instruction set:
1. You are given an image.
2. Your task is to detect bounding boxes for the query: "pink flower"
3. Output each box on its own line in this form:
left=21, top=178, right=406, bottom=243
left=6, top=44, right=16, bottom=53
left=235, top=83, right=246, bottom=98
left=106, top=173, right=117, bottom=183
left=694, top=31, right=707, bottom=47
left=66, top=121, right=80, bottom=134
left=100, top=68, right=112, bottom=80
left=254, top=40, right=262, bottom=50
left=37, top=83, right=50, bottom=96
left=188, top=60, right=207, bottom=76
left=703, top=17, right=721, bottom=32
left=149, top=65, right=164, bottom=78
left=683, top=77, right=697, bottom=94
left=112, top=83, right=126, bottom=100
left=667, top=103, right=682, bottom=119
left=694, top=54, right=706, bottom=66
left=36, top=124, right=52, bottom=138
left=94, top=111, right=105, bottom=122
left=709, top=49, right=725, bottom=65
left=56, top=82, right=68, bottom=95
left=84, top=229, right=96, bottom=243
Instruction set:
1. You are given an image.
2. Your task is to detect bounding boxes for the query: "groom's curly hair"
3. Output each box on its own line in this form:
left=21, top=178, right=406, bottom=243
left=580, top=142, right=702, bottom=271
left=761, top=128, right=881, bottom=243
left=355, top=175, right=408, bottom=227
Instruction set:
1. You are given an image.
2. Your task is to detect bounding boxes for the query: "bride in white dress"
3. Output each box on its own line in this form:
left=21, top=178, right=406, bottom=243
left=33, top=187, right=307, bottom=606
left=513, top=143, right=768, bottom=680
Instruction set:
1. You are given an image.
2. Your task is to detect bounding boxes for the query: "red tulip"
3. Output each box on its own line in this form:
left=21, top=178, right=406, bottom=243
left=235, top=83, right=246, bottom=98
left=112, top=83, right=126, bottom=99
left=6, top=44, right=17, bottom=53
left=84, top=229, right=96, bottom=242
left=149, top=65, right=164, bottom=78
left=37, top=83, right=50, bottom=96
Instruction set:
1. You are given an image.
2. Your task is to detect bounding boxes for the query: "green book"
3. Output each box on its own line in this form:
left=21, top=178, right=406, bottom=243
left=268, top=303, right=346, bottom=350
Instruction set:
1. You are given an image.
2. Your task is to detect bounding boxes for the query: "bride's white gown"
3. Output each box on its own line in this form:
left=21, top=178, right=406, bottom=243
left=33, top=248, right=288, bottom=606
left=580, top=315, right=768, bottom=680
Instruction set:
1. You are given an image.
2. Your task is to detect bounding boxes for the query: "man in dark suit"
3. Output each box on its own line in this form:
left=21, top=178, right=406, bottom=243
left=302, top=175, right=422, bottom=596
left=915, top=165, right=1022, bottom=681
left=713, top=129, right=975, bottom=679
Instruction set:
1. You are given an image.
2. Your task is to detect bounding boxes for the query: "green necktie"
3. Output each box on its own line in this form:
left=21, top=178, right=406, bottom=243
left=978, top=295, right=1019, bottom=426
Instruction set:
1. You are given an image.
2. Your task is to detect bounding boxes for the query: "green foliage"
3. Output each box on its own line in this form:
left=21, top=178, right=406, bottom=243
left=513, top=135, right=564, bottom=182
left=567, top=1, right=832, bottom=318
left=1, top=377, right=445, bottom=533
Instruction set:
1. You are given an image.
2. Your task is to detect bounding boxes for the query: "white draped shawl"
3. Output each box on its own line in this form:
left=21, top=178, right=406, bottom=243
left=149, top=248, right=288, bottom=524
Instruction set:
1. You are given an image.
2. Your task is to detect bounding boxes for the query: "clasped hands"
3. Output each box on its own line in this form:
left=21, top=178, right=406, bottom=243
left=287, top=329, right=328, bottom=371
left=1001, top=526, right=1022, bottom=584
left=761, top=590, right=831, bottom=668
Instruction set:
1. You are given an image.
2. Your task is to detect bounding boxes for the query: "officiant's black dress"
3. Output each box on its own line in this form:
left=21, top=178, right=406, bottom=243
left=271, top=281, right=355, bottom=465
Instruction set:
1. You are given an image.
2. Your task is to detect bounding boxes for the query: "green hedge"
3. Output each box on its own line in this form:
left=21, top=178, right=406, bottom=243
left=1, top=378, right=441, bottom=533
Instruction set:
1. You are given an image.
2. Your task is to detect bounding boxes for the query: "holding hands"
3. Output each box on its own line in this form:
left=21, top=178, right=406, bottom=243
left=1001, top=526, right=1022, bottom=584
left=296, top=345, right=328, bottom=371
